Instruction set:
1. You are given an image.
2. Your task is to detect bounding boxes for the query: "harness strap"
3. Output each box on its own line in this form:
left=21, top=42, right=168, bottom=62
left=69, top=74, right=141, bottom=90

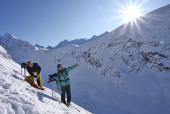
left=59, top=78, right=69, bottom=82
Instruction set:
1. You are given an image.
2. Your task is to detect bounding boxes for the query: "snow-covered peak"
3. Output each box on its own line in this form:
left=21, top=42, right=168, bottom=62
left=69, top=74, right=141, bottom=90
left=34, top=44, right=45, bottom=49
left=0, top=33, right=49, bottom=52
left=54, top=39, right=88, bottom=49
left=147, top=4, right=170, bottom=15
left=3, top=33, right=17, bottom=39
left=1, top=4, right=170, bottom=114
left=54, top=31, right=109, bottom=49
left=109, top=4, right=170, bottom=43
left=0, top=33, right=35, bottom=51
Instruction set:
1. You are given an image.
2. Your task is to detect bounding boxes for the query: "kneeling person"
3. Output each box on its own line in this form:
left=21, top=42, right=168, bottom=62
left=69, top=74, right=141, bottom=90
left=26, top=61, right=44, bottom=90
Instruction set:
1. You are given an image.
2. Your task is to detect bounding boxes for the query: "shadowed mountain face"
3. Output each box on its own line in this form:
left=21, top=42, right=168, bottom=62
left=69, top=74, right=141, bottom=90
left=1, top=4, right=170, bottom=114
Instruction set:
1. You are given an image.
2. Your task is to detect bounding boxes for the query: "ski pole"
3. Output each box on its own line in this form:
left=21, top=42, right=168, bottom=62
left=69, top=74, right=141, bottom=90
left=21, top=67, right=22, bottom=75
left=24, top=68, right=26, bottom=77
left=53, top=82, right=56, bottom=98
left=52, top=82, right=54, bottom=98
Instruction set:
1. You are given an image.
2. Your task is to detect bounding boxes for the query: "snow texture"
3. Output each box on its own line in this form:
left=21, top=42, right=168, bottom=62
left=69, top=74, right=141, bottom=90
left=0, top=46, right=91, bottom=114
left=1, top=4, right=170, bottom=114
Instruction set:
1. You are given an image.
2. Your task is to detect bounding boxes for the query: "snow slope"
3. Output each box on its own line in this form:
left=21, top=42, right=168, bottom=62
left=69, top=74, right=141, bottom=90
left=0, top=45, right=91, bottom=114
left=1, top=4, right=170, bottom=114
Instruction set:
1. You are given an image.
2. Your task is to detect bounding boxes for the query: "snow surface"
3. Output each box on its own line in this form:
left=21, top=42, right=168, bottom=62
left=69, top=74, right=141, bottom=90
left=1, top=4, right=170, bottom=114
left=0, top=46, right=91, bottom=114
left=54, top=39, right=88, bottom=49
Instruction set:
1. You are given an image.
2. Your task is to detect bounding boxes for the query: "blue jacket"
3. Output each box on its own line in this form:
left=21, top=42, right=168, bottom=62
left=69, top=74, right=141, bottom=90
left=50, top=65, right=78, bottom=87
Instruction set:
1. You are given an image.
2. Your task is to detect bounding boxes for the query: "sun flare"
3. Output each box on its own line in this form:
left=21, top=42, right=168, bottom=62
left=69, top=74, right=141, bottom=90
left=119, top=3, right=143, bottom=23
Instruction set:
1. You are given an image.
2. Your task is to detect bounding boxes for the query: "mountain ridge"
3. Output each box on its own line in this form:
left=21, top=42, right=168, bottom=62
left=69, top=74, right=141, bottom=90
left=1, top=4, right=170, bottom=114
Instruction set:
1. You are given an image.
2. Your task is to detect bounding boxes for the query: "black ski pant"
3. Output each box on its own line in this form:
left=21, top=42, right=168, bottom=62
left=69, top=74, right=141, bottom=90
left=61, top=85, right=71, bottom=104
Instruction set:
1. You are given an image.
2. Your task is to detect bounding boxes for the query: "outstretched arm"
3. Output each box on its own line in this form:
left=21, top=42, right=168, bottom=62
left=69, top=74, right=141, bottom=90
left=66, top=64, right=80, bottom=73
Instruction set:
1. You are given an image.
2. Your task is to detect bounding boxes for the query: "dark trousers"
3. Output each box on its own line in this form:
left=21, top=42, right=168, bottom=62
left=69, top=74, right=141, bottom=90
left=61, top=85, right=71, bottom=104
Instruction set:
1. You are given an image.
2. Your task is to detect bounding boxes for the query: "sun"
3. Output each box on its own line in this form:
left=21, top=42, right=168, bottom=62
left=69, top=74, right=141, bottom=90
left=123, top=5, right=142, bottom=21
left=119, top=3, right=143, bottom=23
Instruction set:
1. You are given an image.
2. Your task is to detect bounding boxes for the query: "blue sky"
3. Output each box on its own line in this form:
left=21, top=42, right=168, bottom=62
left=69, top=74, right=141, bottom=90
left=0, top=0, right=170, bottom=46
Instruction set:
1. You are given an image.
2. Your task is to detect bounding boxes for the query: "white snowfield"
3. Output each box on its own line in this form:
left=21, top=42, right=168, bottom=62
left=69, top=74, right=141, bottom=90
left=0, top=46, right=92, bottom=114
left=1, top=4, right=170, bottom=114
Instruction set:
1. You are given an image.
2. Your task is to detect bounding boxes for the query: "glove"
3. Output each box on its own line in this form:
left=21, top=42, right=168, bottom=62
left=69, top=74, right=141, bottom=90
left=76, top=64, right=80, bottom=67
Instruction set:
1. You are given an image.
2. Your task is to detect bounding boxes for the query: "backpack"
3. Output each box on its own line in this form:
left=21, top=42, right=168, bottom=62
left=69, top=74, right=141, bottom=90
left=57, top=68, right=69, bottom=82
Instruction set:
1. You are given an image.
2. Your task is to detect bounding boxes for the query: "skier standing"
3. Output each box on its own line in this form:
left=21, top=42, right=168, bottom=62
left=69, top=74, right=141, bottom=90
left=48, top=64, right=80, bottom=106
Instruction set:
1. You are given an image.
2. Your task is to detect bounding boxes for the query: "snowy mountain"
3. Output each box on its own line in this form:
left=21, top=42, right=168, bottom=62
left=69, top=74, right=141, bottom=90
left=54, top=39, right=88, bottom=48
left=0, top=45, right=91, bottom=114
left=34, top=44, right=45, bottom=50
left=1, top=4, right=170, bottom=114
left=51, top=31, right=109, bottom=49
